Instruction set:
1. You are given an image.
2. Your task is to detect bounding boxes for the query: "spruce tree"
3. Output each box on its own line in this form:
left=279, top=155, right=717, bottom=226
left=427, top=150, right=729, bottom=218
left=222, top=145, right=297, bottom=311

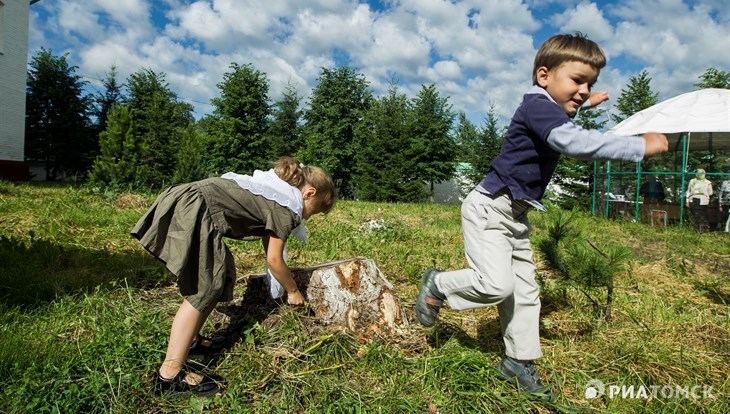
left=173, top=126, right=207, bottom=184
left=611, top=70, right=658, bottom=125
left=299, top=64, right=373, bottom=198
left=88, top=105, right=141, bottom=188
left=25, top=48, right=93, bottom=180
left=694, top=68, right=730, bottom=89
left=267, top=81, right=304, bottom=160
left=353, top=83, right=423, bottom=201
left=407, top=84, right=456, bottom=199
left=125, top=69, right=194, bottom=188
left=202, top=63, right=271, bottom=174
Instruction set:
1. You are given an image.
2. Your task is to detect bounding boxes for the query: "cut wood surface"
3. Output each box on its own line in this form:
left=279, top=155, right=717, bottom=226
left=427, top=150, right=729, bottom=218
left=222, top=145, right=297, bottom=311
left=243, top=257, right=408, bottom=339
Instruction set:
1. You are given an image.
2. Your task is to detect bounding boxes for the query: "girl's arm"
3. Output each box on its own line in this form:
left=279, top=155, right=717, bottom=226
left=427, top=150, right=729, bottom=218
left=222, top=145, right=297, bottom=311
left=262, top=235, right=305, bottom=305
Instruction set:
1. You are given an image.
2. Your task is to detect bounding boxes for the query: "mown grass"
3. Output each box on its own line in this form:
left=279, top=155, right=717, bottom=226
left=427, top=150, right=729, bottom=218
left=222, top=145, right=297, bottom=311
left=0, top=181, right=727, bottom=413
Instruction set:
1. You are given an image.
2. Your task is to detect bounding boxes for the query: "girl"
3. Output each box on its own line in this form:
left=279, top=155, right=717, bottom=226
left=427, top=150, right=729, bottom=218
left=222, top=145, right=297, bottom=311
left=132, top=157, right=336, bottom=396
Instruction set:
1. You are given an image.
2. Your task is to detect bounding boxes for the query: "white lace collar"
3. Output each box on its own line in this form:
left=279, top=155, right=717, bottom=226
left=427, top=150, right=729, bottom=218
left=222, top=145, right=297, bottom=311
left=221, top=169, right=307, bottom=242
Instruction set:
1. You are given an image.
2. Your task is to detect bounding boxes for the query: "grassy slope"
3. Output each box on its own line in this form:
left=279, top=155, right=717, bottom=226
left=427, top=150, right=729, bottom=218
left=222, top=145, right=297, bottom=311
left=0, top=182, right=727, bottom=413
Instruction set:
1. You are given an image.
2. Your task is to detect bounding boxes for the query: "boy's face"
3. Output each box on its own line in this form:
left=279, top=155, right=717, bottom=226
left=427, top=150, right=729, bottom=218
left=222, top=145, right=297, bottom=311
left=536, top=60, right=599, bottom=116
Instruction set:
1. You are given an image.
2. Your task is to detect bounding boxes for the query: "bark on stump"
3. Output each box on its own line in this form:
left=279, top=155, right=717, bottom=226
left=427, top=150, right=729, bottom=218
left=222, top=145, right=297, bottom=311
left=243, top=257, right=408, bottom=339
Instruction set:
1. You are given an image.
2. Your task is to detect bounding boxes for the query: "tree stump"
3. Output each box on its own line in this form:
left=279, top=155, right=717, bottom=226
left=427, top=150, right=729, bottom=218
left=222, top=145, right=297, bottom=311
left=243, top=257, right=408, bottom=339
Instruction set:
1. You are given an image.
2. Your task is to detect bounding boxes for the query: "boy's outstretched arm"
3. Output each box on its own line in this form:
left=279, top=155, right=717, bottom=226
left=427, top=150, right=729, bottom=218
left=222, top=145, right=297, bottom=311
left=642, top=132, right=669, bottom=157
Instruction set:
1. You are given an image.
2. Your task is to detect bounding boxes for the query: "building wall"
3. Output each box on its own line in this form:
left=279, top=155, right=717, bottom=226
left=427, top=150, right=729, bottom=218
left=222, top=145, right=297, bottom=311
left=0, top=0, right=30, bottom=180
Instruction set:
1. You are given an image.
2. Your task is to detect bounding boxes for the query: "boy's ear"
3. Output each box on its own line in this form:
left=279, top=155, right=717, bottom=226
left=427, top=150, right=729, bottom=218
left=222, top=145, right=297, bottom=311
left=535, top=66, right=550, bottom=87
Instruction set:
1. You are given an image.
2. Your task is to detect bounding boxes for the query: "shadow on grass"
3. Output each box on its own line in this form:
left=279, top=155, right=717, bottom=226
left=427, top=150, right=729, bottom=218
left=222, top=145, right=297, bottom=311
left=0, top=234, right=171, bottom=308
left=425, top=318, right=504, bottom=355
left=693, top=280, right=730, bottom=306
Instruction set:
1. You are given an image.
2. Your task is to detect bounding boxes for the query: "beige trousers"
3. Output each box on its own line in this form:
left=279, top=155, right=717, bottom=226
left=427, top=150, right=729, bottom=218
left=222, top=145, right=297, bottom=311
left=437, top=189, right=542, bottom=360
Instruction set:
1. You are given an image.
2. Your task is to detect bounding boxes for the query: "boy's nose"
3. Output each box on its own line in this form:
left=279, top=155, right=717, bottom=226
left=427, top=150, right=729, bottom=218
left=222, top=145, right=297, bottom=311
left=578, top=83, right=590, bottom=98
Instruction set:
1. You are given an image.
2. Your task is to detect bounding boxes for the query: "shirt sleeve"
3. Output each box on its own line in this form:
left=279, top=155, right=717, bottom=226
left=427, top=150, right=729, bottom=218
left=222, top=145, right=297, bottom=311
left=546, top=122, right=646, bottom=162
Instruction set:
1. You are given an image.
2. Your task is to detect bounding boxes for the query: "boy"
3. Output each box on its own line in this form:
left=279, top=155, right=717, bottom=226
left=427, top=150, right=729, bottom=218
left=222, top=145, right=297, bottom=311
left=415, top=33, right=668, bottom=401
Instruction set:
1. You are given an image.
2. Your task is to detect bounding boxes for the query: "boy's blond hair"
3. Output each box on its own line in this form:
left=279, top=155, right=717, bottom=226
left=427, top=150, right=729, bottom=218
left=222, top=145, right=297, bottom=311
left=532, top=32, right=606, bottom=85
left=275, top=156, right=337, bottom=214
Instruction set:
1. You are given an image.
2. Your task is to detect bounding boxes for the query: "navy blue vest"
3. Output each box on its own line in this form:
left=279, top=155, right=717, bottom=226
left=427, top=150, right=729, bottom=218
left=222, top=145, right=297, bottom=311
left=479, top=92, right=568, bottom=202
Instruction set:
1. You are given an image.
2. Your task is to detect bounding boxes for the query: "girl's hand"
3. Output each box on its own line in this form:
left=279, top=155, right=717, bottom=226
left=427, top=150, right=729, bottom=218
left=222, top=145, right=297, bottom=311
left=287, top=289, right=305, bottom=306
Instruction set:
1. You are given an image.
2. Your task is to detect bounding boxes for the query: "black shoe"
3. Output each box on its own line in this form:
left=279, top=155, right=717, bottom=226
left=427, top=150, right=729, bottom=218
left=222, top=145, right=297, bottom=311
left=496, top=357, right=555, bottom=402
left=415, top=268, right=445, bottom=327
left=154, top=369, right=224, bottom=397
left=189, top=333, right=226, bottom=356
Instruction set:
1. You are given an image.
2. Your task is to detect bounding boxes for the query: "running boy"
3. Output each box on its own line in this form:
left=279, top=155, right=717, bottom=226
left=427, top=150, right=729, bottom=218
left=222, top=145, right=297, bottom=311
left=132, top=157, right=336, bottom=396
left=415, top=33, right=668, bottom=401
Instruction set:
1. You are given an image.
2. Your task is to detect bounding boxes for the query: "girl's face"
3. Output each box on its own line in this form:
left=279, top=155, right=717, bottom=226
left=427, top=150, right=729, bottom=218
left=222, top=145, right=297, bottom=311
left=536, top=60, right=599, bottom=116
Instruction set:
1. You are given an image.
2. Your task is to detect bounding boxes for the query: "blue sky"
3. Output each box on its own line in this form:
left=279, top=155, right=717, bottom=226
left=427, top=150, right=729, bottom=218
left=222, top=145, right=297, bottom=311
left=28, top=0, right=730, bottom=126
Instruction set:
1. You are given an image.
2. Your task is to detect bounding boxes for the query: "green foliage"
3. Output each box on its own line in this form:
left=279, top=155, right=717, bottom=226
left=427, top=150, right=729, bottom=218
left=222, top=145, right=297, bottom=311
left=92, top=64, right=125, bottom=134
left=611, top=70, right=659, bottom=124
left=534, top=207, right=630, bottom=320
left=407, top=84, right=457, bottom=198
left=456, top=106, right=504, bottom=188
left=25, top=48, right=94, bottom=181
left=203, top=63, right=272, bottom=174
left=173, top=125, right=207, bottom=184
left=88, top=105, right=143, bottom=189
left=266, top=81, right=305, bottom=160
left=353, top=82, right=426, bottom=202
left=125, top=69, right=194, bottom=188
left=299, top=64, right=373, bottom=198
left=694, top=67, right=730, bottom=89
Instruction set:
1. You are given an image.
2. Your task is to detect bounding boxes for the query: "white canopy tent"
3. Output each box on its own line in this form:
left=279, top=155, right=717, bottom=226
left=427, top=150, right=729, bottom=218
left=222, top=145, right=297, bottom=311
left=607, top=88, right=730, bottom=150
left=595, top=88, right=730, bottom=229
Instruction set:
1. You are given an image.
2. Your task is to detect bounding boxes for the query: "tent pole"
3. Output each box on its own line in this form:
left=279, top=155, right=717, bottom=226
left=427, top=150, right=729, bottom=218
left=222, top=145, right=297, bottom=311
left=635, top=161, right=642, bottom=220
left=679, top=132, right=690, bottom=230
left=591, top=161, right=597, bottom=216
left=605, top=161, right=612, bottom=218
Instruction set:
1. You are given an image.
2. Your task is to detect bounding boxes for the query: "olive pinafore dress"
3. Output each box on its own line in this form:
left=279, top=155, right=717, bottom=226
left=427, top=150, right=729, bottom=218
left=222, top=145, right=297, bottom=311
left=131, top=177, right=301, bottom=311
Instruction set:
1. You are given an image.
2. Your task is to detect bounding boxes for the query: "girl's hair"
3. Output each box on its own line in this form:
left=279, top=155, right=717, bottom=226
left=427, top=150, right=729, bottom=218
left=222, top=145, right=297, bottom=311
left=532, top=32, right=606, bottom=85
left=274, top=156, right=337, bottom=214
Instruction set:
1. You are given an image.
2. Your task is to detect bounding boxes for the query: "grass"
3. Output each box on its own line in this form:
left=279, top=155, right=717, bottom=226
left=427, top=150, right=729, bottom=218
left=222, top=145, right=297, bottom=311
left=0, top=181, right=728, bottom=413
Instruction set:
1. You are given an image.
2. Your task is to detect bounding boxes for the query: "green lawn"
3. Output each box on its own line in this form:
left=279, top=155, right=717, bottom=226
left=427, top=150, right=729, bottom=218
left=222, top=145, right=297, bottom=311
left=1, top=181, right=727, bottom=413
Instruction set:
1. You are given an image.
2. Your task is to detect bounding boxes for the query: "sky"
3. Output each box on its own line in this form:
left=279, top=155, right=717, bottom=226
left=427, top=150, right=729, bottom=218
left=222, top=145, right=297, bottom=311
left=28, top=0, right=730, bottom=127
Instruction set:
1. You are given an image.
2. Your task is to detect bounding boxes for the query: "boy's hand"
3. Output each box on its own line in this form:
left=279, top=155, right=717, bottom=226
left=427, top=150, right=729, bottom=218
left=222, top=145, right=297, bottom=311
left=586, top=91, right=609, bottom=108
left=642, top=133, right=669, bottom=157
left=287, top=289, right=305, bottom=306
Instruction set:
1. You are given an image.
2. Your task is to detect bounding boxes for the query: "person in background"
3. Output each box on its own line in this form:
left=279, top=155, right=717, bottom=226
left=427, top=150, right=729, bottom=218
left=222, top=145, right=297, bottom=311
left=685, top=168, right=713, bottom=233
left=639, top=175, right=666, bottom=203
left=718, top=176, right=730, bottom=232
left=414, top=33, right=668, bottom=402
left=132, top=157, right=336, bottom=396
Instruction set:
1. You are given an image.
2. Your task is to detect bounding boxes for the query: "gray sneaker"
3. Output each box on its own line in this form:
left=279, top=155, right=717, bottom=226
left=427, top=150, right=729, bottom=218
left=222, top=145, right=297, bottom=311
left=497, top=357, right=555, bottom=402
left=415, top=268, right=445, bottom=327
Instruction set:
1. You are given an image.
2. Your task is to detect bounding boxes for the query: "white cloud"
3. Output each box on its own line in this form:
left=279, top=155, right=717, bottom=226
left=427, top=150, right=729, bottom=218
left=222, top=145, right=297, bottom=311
left=551, top=2, right=614, bottom=41
left=25, top=0, right=730, bottom=126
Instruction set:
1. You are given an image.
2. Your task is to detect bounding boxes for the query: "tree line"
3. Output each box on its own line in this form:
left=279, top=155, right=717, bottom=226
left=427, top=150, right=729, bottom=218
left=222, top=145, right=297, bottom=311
left=24, top=47, right=729, bottom=206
